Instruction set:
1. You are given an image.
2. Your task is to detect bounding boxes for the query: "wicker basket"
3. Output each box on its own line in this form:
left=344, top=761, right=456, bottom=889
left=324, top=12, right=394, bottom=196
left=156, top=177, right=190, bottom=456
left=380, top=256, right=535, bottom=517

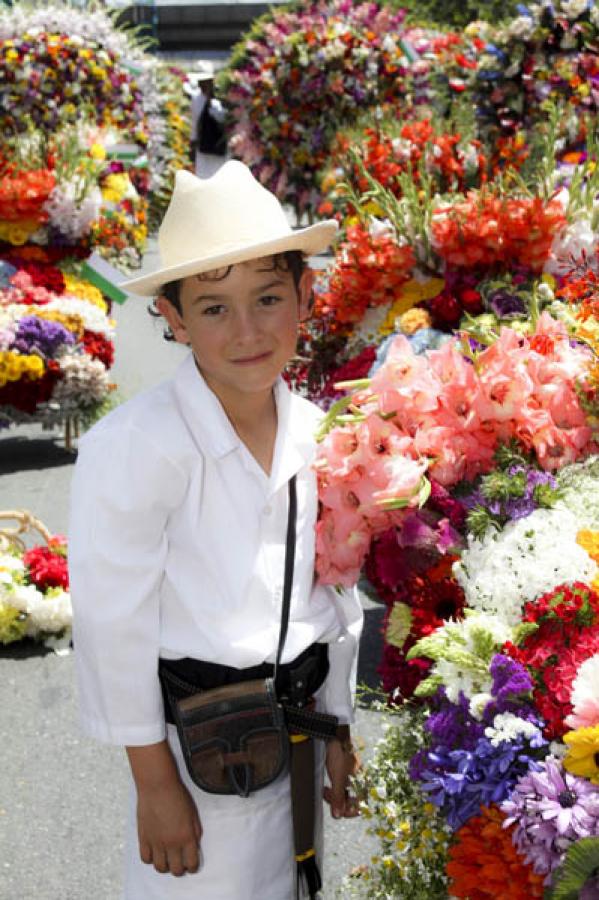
left=0, top=509, right=53, bottom=554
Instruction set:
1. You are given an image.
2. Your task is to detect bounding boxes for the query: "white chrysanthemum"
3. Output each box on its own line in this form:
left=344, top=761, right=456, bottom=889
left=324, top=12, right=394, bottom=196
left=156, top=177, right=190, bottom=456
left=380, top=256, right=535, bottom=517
left=44, top=296, right=114, bottom=338
left=0, top=553, right=25, bottom=587
left=25, top=589, right=72, bottom=635
left=9, top=583, right=43, bottom=614
left=454, top=508, right=597, bottom=626
left=485, top=712, right=542, bottom=747
left=52, top=353, right=112, bottom=409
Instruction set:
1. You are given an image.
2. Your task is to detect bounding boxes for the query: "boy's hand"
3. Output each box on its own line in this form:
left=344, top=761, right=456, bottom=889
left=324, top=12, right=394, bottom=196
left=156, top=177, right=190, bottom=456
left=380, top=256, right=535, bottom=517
left=137, top=779, right=202, bottom=876
left=126, top=740, right=202, bottom=876
left=323, top=727, right=361, bottom=819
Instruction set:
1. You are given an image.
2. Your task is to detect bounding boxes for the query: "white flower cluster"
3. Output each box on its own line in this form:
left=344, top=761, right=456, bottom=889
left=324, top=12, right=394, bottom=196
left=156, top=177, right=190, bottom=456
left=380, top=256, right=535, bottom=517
left=8, top=583, right=71, bottom=635
left=484, top=712, right=542, bottom=747
left=505, top=15, right=536, bottom=40
left=44, top=180, right=103, bottom=242
left=52, top=352, right=112, bottom=409
left=419, top=611, right=513, bottom=708
left=0, top=6, right=133, bottom=56
left=44, top=296, right=114, bottom=338
left=453, top=508, right=597, bottom=626
left=556, top=455, right=599, bottom=529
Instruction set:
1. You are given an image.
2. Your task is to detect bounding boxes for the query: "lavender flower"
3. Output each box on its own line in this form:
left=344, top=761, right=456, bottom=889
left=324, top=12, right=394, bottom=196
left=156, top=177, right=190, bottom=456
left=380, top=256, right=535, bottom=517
left=10, top=316, right=74, bottom=359
left=484, top=654, right=536, bottom=720
left=464, top=462, right=559, bottom=537
left=501, top=758, right=599, bottom=878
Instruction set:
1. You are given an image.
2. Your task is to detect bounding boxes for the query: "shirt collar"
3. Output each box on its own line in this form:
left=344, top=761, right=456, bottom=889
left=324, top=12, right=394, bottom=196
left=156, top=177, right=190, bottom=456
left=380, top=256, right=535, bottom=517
left=172, top=354, right=318, bottom=486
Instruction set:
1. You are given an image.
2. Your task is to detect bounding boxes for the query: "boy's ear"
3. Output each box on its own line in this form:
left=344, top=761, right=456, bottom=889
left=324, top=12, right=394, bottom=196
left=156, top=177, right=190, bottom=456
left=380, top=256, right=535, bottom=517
left=298, top=268, right=315, bottom=322
left=156, top=296, right=190, bottom=345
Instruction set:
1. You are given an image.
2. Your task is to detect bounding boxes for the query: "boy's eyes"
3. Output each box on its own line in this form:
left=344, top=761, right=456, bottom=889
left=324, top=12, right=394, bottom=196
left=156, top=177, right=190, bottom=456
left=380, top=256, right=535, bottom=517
left=200, top=295, right=283, bottom=316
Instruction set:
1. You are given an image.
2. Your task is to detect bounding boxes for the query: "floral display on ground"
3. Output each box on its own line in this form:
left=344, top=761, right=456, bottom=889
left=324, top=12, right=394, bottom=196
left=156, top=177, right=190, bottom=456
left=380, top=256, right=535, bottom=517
left=0, top=530, right=70, bottom=648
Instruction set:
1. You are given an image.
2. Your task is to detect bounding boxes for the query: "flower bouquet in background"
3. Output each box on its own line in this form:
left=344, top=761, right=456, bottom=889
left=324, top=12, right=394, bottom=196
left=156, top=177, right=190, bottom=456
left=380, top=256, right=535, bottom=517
left=0, top=128, right=117, bottom=431
left=220, top=0, right=418, bottom=217
left=0, top=511, right=71, bottom=649
left=0, top=1, right=192, bottom=244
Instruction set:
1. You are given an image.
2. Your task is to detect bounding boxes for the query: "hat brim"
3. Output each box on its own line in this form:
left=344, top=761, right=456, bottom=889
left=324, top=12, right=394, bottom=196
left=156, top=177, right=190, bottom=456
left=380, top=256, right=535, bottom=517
left=121, top=221, right=338, bottom=297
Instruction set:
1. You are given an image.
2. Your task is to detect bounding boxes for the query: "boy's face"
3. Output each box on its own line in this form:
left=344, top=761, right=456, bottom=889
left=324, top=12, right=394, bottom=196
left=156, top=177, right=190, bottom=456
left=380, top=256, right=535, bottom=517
left=157, top=257, right=313, bottom=407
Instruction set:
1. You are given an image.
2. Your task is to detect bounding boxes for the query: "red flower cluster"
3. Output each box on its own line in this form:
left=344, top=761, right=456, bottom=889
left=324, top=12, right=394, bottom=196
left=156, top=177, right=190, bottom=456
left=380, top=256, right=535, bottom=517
left=315, top=223, right=415, bottom=323
left=504, top=582, right=599, bottom=738
left=319, top=345, right=376, bottom=401
left=432, top=192, right=566, bottom=272
left=0, top=169, right=56, bottom=221
left=23, top=538, right=69, bottom=591
left=8, top=259, right=65, bottom=294
left=82, top=331, right=115, bottom=368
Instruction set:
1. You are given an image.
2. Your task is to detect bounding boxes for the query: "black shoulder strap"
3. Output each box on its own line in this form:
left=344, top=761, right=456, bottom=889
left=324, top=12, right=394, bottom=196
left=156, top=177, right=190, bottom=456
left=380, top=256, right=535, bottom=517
left=274, top=475, right=297, bottom=679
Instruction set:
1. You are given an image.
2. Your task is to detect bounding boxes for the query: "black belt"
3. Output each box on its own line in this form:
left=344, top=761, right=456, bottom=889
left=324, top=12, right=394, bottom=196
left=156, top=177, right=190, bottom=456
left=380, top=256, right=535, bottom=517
left=159, top=642, right=333, bottom=735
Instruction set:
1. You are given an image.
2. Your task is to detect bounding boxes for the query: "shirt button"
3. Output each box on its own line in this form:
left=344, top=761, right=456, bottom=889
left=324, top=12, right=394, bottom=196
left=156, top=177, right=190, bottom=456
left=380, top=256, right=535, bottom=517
left=264, top=505, right=272, bottom=515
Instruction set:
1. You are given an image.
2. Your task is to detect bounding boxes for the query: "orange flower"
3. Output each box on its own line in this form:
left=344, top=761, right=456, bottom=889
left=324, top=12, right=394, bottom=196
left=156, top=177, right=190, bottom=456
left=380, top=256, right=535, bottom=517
left=446, top=806, right=545, bottom=899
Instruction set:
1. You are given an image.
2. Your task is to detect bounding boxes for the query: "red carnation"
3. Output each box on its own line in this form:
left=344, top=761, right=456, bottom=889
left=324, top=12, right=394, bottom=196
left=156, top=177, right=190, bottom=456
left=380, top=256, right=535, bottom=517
left=24, top=542, right=69, bottom=591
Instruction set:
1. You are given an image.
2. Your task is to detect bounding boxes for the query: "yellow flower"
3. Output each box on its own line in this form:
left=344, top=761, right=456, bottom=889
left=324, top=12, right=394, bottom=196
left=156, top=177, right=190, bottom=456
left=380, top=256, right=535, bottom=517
left=0, top=602, right=28, bottom=644
left=385, top=602, right=413, bottom=649
left=399, top=307, right=432, bottom=335
left=563, top=725, right=599, bottom=783
left=577, top=530, right=599, bottom=565
left=63, top=274, right=107, bottom=312
left=5, top=48, right=18, bottom=61
left=89, top=143, right=107, bottom=161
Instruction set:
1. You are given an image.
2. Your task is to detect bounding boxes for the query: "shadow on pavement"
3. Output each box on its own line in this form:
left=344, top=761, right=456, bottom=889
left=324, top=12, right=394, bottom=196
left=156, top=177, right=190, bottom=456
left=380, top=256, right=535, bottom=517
left=0, top=637, right=54, bottom=659
left=0, top=437, right=76, bottom=475
left=356, top=601, right=385, bottom=707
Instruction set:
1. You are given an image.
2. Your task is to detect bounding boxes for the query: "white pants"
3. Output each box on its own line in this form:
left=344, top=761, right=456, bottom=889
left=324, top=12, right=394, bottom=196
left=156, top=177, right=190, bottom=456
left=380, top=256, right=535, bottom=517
left=123, top=724, right=324, bottom=899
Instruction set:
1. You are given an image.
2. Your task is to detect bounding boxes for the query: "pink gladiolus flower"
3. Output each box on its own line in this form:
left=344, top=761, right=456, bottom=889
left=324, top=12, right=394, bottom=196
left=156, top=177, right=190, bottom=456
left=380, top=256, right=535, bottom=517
left=315, top=507, right=371, bottom=586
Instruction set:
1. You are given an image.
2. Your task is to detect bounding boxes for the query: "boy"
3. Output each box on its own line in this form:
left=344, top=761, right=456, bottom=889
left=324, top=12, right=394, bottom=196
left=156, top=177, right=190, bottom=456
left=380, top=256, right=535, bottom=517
left=69, top=161, right=363, bottom=899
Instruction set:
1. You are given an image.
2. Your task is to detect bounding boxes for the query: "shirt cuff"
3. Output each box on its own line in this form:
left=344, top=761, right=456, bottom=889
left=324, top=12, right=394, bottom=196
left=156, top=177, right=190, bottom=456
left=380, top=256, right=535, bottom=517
left=79, top=713, right=166, bottom=747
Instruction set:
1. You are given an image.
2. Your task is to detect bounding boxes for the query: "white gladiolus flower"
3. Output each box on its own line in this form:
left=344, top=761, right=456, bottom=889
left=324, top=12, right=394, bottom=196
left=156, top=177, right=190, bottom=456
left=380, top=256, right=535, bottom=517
left=453, top=508, right=597, bottom=626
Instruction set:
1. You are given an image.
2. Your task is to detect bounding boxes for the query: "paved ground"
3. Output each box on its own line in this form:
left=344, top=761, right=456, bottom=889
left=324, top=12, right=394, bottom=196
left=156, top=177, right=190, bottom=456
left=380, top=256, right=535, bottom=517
left=0, top=241, right=385, bottom=899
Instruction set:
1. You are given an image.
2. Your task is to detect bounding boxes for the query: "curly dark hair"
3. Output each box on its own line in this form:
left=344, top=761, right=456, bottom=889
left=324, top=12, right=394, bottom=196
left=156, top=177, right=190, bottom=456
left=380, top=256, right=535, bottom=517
left=148, top=250, right=307, bottom=341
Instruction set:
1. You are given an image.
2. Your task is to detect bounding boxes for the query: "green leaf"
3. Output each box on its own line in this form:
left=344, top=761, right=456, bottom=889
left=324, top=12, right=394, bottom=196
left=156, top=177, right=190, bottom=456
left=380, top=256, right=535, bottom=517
left=547, top=837, right=599, bottom=900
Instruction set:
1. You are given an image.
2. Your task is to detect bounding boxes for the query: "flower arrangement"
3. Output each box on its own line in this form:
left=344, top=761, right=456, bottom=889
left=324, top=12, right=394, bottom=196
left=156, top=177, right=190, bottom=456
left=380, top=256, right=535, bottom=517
left=0, top=531, right=70, bottom=647
left=220, top=0, right=416, bottom=215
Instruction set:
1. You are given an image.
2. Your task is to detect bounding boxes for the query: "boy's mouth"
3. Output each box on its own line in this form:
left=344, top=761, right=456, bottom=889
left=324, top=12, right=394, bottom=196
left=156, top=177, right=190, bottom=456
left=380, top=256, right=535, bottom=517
left=231, top=351, right=273, bottom=365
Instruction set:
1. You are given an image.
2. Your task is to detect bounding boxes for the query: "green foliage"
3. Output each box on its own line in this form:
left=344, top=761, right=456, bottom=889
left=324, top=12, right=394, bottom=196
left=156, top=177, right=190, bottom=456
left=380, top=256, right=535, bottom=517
left=547, top=837, right=599, bottom=900
left=397, top=0, right=520, bottom=28
left=345, top=707, right=450, bottom=898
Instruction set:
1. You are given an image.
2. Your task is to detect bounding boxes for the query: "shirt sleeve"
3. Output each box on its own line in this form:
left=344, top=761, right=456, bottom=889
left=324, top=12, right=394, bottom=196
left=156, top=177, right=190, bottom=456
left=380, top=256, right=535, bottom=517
left=315, top=584, right=363, bottom=725
left=68, top=423, right=188, bottom=746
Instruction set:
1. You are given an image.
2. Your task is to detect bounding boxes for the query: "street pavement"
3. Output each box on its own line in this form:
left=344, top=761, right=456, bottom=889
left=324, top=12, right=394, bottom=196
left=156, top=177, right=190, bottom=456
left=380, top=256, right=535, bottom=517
left=0, top=241, right=385, bottom=899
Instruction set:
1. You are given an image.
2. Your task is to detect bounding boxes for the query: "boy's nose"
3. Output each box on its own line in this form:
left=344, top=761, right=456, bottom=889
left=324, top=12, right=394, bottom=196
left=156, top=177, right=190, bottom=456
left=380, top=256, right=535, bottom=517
left=231, top=309, right=261, bottom=343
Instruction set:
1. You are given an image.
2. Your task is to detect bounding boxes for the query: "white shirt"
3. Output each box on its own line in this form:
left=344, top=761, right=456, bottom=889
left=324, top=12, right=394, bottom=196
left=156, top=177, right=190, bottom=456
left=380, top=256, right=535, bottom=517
left=69, top=354, right=363, bottom=746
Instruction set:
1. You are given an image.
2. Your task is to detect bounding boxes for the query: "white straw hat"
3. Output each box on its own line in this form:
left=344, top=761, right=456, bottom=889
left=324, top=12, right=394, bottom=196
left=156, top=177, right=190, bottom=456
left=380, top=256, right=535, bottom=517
left=196, top=60, right=216, bottom=82
left=122, top=162, right=338, bottom=297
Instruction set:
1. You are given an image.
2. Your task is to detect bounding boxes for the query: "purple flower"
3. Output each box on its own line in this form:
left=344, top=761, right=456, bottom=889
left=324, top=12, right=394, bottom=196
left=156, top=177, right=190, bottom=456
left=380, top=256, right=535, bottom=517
left=415, top=731, right=546, bottom=830
left=488, top=290, right=527, bottom=319
left=10, top=316, right=74, bottom=358
left=501, top=758, right=599, bottom=878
